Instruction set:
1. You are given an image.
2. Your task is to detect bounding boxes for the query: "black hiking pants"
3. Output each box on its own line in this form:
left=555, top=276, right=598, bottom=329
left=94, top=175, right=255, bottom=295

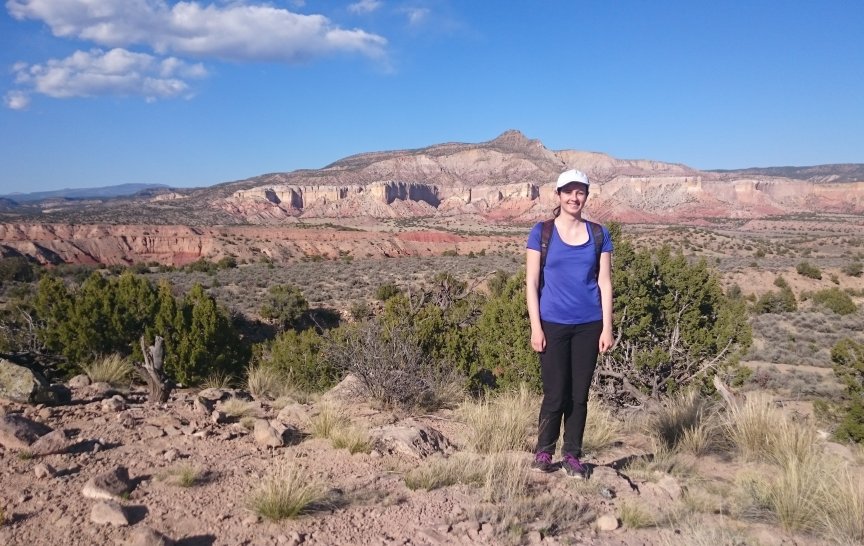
left=535, top=320, right=603, bottom=458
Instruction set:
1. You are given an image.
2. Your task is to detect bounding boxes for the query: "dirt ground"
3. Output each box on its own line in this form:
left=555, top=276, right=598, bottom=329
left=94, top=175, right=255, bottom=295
left=0, top=378, right=849, bottom=546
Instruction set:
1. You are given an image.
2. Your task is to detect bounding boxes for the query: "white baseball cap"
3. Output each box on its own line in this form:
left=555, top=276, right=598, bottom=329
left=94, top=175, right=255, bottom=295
left=556, top=169, right=590, bottom=190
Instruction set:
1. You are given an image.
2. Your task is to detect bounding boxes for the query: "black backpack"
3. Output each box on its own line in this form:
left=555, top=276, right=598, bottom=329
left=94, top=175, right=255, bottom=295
left=539, top=219, right=604, bottom=289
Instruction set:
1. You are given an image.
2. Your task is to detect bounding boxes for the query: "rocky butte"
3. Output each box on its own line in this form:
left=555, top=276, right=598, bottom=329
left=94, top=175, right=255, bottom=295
left=1, top=130, right=863, bottom=265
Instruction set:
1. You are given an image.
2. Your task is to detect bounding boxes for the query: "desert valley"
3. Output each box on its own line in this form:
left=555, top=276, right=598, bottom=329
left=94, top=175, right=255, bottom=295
left=1, top=131, right=863, bottom=546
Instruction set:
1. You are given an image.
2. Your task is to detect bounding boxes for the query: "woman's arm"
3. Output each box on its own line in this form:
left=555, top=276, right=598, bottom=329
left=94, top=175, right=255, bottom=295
left=525, top=248, right=545, bottom=352
left=597, top=251, right=614, bottom=353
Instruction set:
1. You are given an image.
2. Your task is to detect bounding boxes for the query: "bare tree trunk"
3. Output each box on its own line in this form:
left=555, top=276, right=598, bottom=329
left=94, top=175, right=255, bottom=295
left=137, top=335, right=172, bottom=404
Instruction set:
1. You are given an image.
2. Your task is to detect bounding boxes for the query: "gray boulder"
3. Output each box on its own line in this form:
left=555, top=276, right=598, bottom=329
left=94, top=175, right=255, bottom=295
left=0, top=412, right=52, bottom=450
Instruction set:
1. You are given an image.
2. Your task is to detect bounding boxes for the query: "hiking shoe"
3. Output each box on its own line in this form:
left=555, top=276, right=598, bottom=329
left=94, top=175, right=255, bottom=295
left=561, top=454, right=588, bottom=479
left=531, top=452, right=555, bottom=473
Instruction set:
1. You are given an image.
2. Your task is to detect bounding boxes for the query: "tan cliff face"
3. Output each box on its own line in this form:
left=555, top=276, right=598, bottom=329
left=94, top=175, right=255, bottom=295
left=1, top=130, right=862, bottom=265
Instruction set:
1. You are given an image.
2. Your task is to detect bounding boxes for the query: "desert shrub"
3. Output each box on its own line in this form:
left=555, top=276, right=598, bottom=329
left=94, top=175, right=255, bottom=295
left=829, top=338, right=864, bottom=443
left=753, top=287, right=797, bottom=314
left=0, top=256, right=36, bottom=283
left=34, top=273, right=249, bottom=384
left=471, top=271, right=539, bottom=391
left=260, top=284, right=308, bottom=331
left=796, top=261, right=822, bottom=280
left=216, top=256, right=237, bottom=269
left=597, top=226, right=752, bottom=405
left=185, top=258, right=217, bottom=274
left=323, top=317, right=452, bottom=410
left=809, top=287, right=857, bottom=315
left=646, top=390, right=719, bottom=455
left=349, top=300, right=371, bottom=321
left=375, top=281, right=401, bottom=302
left=260, top=328, right=334, bottom=392
left=842, top=260, right=863, bottom=277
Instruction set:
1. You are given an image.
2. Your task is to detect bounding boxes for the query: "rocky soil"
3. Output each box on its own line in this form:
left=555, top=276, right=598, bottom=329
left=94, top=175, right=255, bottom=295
left=2, top=372, right=850, bottom=546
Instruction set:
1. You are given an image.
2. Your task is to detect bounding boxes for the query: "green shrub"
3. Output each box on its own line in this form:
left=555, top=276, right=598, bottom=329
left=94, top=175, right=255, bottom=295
left=830, top=338, right=864, bottom=443
left=796, top=261, right=822, bottom=280
left=753, top=287, right=797, bottom=314
left=261, top=328, right=334, bottom=392
left=809, top=287, right=857, bottom=315
left=843, top=261, right=863, bottom=277
left=375, top=282, right=401, bottom=302
left=0, top=256, right=36, bottom=283
left=260, top=284, right=308, bottom=330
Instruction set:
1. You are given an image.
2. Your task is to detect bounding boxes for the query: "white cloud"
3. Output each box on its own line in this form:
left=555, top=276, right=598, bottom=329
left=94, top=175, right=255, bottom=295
left=4, top=90, right=31, bottom=110
left=348, top=0, right=381, bottom=14
left=7, top=0, right=388, bottom=62
left=403, top=7, right=429, bottom=25
left=11, top=48, right=207, bottom=101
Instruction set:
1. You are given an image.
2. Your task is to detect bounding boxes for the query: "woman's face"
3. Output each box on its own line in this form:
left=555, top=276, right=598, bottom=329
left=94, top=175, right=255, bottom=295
left=557, top=182, right=589, bottom=215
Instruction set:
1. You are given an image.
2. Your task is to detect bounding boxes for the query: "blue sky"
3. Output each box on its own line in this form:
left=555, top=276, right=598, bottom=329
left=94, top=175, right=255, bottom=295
left=1, top=1, right=862, bottom=194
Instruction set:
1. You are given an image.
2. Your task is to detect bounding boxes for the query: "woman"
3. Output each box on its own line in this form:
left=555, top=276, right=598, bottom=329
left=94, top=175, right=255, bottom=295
left=525, top=168, right=614, bottom=478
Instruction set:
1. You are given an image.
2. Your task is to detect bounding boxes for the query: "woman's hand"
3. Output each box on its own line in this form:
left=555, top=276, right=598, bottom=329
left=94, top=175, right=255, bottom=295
left=531, top=328, right=546, bottom=353
left=598, top=328, right=614, bottom=353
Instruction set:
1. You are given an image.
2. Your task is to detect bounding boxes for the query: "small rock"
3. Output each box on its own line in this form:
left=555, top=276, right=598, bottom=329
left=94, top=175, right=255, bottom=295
left=33, top=384, right=72, bottom=406
left=211, top=410, right=227, bottom=424
left=38, top=407, right=55, bottom=421
left=370, top=420, right=454, bottom=459
left=242, top=515, right=260, bottom=525
left=141, top=425, right=165, bottom=439
left=90, top=500, right=129, bottom=526
left=656, top=475, right=682, bottom=501
left=596, top=514, right=619, bottom=531
left=163, top=425, right=182, bottom=437
left=526, top=530, right=544, bottom=544
left=193, top=396, right=214, bottom=416
left=163, top=449, right=179, bottom=462
left=599, top=487, right=616, bottom=499
left=68, top=374, right=91, bottom=388
left=253, top=419, right=284, bottom=448
left=29, top=429, right=73, bottom=456
left=102, top=395, right=126, bottom=412
left=82, top=466, right=133, bottom=500
left=0, top=413, right=53, bottom=450
left=127, top=527, right=174, bottom=546
left=417, top=528, right=449, bottom=544
left=34, top=462, right=56, bottom=479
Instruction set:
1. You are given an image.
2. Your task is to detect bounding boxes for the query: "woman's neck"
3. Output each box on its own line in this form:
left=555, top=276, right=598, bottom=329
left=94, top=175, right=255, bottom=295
left=556, top=211, right=583, bottom=225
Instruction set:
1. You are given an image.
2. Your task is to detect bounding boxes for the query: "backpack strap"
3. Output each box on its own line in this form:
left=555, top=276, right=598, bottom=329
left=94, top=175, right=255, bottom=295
left=539, top=219, right=555, bottom=289
left=586, top=220, right=604, bottom=281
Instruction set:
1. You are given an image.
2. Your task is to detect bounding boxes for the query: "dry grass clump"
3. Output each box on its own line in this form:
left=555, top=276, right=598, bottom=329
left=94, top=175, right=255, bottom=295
left=646, top=390, right=720, bottom=455
left=618, top=499, right=655, bottom=529
left=245, top=364, right=288, bottom=400
left=659, top=517, right=752, bottom=546
left=247, top=464, right=326, bottom=521
left=81, top=354, right=134, bottom=387
left=402, top=451, right=529, bottom=503
left=330, top=425, right=373, bottom=454
left=219, top=397, right=260, bottom=419
left=309, top=402, right=349, bottom=440
left=735, top=457, right=824, bottom=533
left=161, top=464, right=204, bottom=488
left=582, top=395, right=622, bottom=454
left=724, top=392, right=820, bottom=466
left=821, top=466, right=864, bottom=545
left=622, top=443, right=696, bottom=481
left=471, top=493, right=594, bottom=545
left=200, top=371, right=234, bottom=390
left=403, top=453, right=483, bottom=491
left=457, top=384, right=537, bottom=454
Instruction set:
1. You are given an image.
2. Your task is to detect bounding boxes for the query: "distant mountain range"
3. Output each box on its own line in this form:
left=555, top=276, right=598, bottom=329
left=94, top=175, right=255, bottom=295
left=707, top=164, right=864, bottom=183
left=0, top=183, right=171, bottom=204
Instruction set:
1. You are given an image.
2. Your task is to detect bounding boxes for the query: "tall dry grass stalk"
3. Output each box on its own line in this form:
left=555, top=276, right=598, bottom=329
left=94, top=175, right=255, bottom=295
left=309, top=402, right=348, bottom=440
left=403, top=453, right=483, bottom=491
left=582, top=396, right=622, bottom=454
left=330, top=425, right=373, bottom=454
left=200, top=371, right=234, bottom=390
left=247, top=464, right=326, bottom=521
left=457, top=384, right=537, bottom=454
left=618, top=499, right=655, bottom=529
left=480, top=452, right=529, bottom=503
left=647, top=390, right=720, bottom=455
left=219, top=397, right=260, bottom=419
left=82, top=354, right=134, bottom=387
left=245, top=364, right=287, bottom=400
left=724, top=392, right=784, bottom=462
left=821, top=466, right=864, bottom=545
